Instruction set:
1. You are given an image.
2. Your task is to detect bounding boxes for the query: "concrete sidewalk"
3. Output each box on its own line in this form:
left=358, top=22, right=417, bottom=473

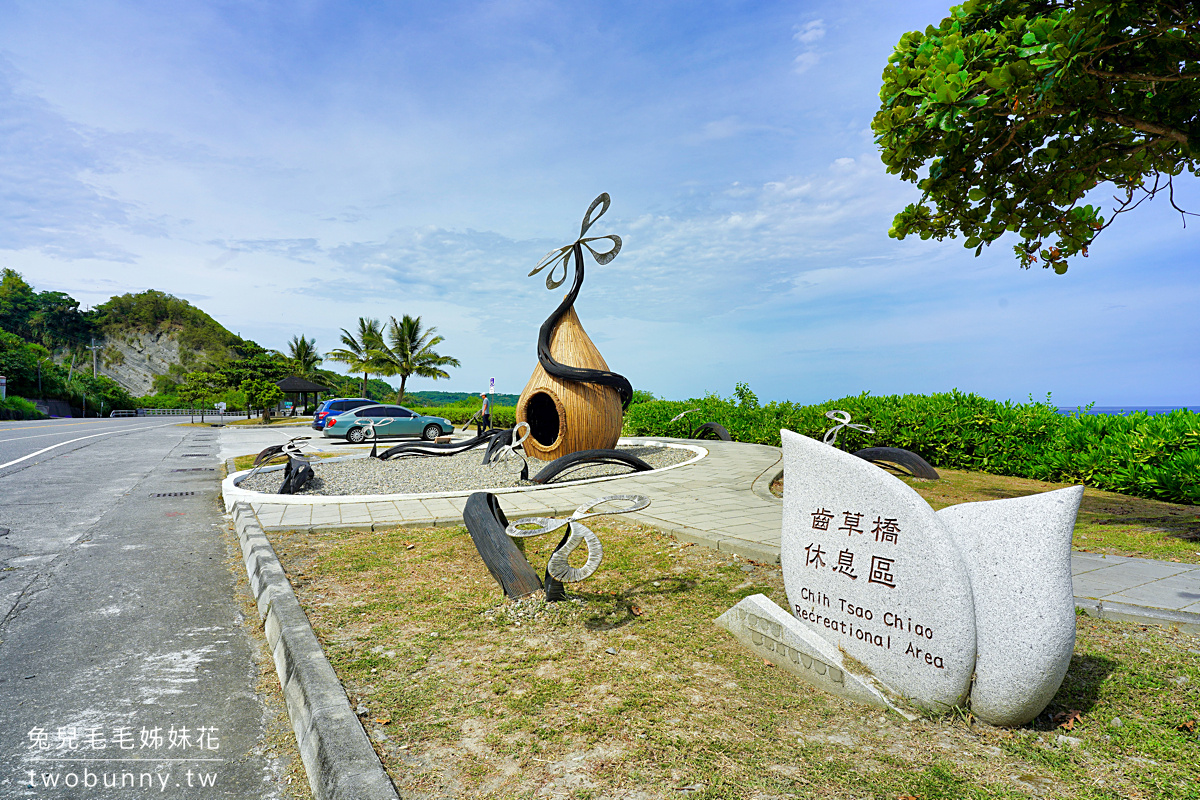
left=221, top=433, right=1200, bottom=634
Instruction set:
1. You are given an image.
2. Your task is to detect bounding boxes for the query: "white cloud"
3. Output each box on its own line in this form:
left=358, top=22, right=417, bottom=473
left=794, top=20, right=826, bottom=44
left=793, top=51, right=821, bottom=74
left=792, top=19, right=825, bottom=74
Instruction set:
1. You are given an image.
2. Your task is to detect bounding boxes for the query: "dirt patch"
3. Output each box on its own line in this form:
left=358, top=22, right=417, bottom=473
left=269, top=519, right=1200, bottom=799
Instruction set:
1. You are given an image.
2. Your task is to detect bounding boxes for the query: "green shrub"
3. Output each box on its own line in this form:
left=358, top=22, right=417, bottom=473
left=0, top=395, right=46, bottom=419
left=623, top=387, right=1200, bottom=505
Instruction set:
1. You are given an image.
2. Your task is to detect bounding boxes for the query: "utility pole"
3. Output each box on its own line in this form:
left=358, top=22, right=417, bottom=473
left=87, top=336, right=100, bottom=378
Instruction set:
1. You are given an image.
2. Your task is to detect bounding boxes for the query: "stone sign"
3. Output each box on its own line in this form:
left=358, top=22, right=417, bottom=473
left=717, top=429, right=1082, bottom=726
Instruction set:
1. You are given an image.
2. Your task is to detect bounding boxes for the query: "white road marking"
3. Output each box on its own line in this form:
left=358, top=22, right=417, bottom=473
left=0, top=423, right=177, bottom=470
left=0, top=425, right=149, bottom=443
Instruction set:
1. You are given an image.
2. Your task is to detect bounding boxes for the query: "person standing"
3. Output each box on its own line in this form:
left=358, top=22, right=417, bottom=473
left=479, top=392, right=491, bottom=434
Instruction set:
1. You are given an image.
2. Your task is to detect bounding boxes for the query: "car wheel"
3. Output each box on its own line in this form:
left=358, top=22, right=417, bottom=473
left=422, top=424, right=442, bottom=441
left=347, top=426, right=366, bottom=444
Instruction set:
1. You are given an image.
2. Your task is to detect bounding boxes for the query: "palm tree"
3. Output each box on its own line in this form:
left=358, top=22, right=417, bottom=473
left=288, top=335, right=322, bottom=376
left=326, top=318, right=389, bottom=397
left=379, top=315, right=461, bottom=403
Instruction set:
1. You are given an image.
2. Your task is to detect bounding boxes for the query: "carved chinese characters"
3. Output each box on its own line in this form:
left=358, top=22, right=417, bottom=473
left=717, top=429, right=1084, bottom=726
left=781, top=430, right=977, bottom=712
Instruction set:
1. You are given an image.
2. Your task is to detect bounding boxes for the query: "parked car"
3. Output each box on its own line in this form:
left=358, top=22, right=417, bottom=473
left=311, top=397, right=374, bottom=430
left=322, top=404, right=454, bottom=443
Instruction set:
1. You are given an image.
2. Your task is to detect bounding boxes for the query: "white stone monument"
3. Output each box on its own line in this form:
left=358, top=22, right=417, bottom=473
left=717, top=429, right=1082, bottom=726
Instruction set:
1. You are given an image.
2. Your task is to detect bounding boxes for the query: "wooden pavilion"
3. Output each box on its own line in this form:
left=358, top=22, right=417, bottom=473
left=275, top=375, right=330, bottom=415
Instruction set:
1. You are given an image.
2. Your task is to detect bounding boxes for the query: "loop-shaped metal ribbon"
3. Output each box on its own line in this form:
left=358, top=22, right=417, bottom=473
left=546, top=524, right=603, bottom=583
left=491, top=421, right=531, bottom=475
left=353, top=417, right=394, bottom=440
left=528, top=192, right=623, bottom=290
left=504, top=493, right=650, bottom=583
left=669, top=408, right=699, bottom=424
left=822, top=410, right=875, bottom=446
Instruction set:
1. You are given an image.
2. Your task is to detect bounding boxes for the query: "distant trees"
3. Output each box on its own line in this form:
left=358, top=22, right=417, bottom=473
left=288, top=335, right=322, bottom=375
left=177, top=372, right=225, bottom=408
left=378, top=315, right=461, bottom=403
left=94, top=289, right=243, bottom=357
left=0, top=270, right=39, bottom=340
left=326, top=318, right=390, bottom=398
left=324, top=315, right=461, bottom=402
left=0, top=269, right=94, bottom=350
left=240, top=379, right=285, bottom=423
left=0, top=269, right=464, bottom=412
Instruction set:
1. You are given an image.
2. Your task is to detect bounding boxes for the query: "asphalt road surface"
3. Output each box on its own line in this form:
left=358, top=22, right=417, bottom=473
left=0, top=418, right=287, bottom=798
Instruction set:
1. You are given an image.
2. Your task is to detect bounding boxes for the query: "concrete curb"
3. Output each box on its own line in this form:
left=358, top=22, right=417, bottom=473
left=231, top=502, right=400, bottom=800
left=1075, top=597, right=1200, bottom=634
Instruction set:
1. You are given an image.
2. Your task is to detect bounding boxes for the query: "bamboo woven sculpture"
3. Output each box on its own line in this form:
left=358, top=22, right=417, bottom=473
left=517, top=193, right=633, bottom=461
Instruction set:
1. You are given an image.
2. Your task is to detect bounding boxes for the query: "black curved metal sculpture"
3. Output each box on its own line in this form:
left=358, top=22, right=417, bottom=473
left=529, top=448, right=653, bottom=485
left=852, top=446, right=940, bottom=479
left=668, top=410, right=732, bottom=442
left=279, top=456, right=315, bottom=494
left=251, top=436, right=310, bottom=469
left=481, top=426, right=517, bottom=465
left=465, top=491, right=651, bottom=602
left=690, top=422, right=732, bottom=441
left=481, top=423, right=531, bottom=481
left=527, top=194, right=634, bottom=411
left=463, top=492, right=544, bottom=599
left=246, top=436, right=316, bottom=494
left=505, top=494, right=650, bottom=601
left=377, top=428, right=504, bottom=460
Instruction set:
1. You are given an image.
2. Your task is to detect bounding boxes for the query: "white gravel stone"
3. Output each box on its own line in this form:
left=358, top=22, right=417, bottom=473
left=237, top=444, right=691, bottom=496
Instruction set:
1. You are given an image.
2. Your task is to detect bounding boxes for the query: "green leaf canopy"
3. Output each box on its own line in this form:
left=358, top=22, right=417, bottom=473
left=873, top=0, right=1199, bottom=273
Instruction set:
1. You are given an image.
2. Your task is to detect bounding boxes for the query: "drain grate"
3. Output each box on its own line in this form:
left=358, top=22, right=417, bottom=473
left=181, top=454, right=211, bottom=457
left=151, top=492, right=196, bottom=498
left=169, top=468, right=215, bottom=472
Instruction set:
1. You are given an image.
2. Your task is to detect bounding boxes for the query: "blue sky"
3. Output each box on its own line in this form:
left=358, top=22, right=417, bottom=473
left=1, top=1, right=1196, bottom=406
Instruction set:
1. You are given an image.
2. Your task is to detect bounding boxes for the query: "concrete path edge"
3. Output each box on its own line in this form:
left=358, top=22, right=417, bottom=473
left=1074, top=597, right=1200, bottom=634
left=231, top=501, right=401, bottom=800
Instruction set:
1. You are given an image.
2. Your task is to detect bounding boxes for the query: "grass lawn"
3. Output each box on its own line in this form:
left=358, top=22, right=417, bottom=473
left=773, top=468, right=1200, bottom=566
left=269, top=513, right=1200, bottom=799
left=232, top=450, right=354, bottom=472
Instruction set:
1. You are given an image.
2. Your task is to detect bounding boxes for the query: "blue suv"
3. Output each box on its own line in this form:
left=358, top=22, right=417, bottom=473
left=311, top=397, right=374, bottom=430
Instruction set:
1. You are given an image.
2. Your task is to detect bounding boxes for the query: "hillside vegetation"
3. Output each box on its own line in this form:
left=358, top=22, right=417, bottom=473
left=95, top=289, right=245, bottom=364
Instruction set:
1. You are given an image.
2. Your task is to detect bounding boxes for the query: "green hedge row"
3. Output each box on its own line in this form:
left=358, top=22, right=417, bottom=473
left=412, top=404, right=517, bottom=429
left=622, top=386, right=1200, bottom=505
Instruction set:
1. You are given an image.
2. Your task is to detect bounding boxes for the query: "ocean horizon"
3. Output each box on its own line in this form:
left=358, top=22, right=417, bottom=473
left=1056, top=405, right=1200, bottom=416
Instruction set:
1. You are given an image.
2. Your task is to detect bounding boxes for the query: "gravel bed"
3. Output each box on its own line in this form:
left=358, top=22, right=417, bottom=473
left=236, top=444, right=696, bottom=496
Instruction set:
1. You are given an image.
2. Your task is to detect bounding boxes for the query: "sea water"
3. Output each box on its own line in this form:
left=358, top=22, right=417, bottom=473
left=1057, top=406, right=1200, bottom=416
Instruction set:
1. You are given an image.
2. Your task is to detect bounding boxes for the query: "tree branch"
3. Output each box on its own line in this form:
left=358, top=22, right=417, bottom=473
left=1094, top=113, right=1188, bottom=144
left=1083, top=68, right=1200, bottom=83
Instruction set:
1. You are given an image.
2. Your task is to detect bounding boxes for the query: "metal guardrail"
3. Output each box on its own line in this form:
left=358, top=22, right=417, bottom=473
left=110, top=409, right=241, bottom=418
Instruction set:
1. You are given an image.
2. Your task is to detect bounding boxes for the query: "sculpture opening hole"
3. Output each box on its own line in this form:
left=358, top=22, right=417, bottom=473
left=526, top=391, right=560, bottom=446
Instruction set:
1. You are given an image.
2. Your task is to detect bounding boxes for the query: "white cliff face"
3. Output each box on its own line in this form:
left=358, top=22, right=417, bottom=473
left=98, top=331, right=187, bottom=396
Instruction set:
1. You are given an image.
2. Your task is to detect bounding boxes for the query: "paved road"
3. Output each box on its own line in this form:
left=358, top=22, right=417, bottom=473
left=0, top=419, right=285, bottom=798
